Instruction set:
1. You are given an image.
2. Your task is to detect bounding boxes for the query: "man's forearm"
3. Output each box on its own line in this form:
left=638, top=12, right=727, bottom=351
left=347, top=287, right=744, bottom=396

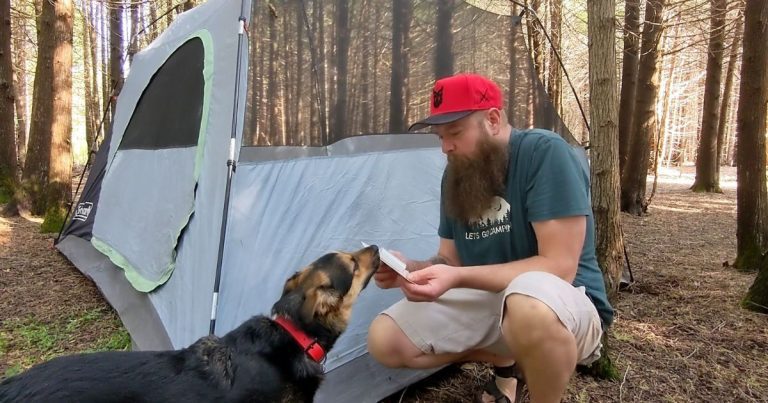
left=455, top=256, right=577, bottom=292
left=406, top=255, right=449, bottom=272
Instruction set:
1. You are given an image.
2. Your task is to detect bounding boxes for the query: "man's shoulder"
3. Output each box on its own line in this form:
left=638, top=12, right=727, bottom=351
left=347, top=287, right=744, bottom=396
left=511, top=128, right=572, bottom=156
left=513, top=128, right=567, bottom=144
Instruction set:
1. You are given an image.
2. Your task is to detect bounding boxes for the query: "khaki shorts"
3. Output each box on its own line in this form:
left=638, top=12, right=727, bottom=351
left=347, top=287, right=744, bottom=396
left=381, top=271, right=603, bottom=365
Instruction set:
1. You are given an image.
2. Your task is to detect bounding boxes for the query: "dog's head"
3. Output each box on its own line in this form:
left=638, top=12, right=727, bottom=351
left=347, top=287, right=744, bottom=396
left=271, top=245, right=380, bottom=340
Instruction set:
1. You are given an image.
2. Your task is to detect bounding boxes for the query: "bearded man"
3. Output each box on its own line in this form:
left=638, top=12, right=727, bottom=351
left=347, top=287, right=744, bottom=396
left=366, top=73, right=613, bottom=403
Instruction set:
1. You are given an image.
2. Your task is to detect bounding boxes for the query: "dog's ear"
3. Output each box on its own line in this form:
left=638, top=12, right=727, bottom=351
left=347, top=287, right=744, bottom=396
left=281, top=271, right=301, bottom=296
left=301, top=287, right=342, bottom=323
left=272, top=289, right=305, bottom=318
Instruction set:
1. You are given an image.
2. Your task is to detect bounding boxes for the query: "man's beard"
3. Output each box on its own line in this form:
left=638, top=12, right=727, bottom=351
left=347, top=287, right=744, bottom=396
left=444, top=132, right=508, bottom=225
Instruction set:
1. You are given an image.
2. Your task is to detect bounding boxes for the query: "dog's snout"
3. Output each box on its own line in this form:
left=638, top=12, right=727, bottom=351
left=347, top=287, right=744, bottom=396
left=364, top=245, right=381, bottom=269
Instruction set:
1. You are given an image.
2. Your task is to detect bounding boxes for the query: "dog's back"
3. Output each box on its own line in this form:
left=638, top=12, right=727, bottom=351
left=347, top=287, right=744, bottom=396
left=0, top=326, right=314, bottom=403
left=0, top=349, right=223, bottom=403
left=1, top=246, right=381, bottom=403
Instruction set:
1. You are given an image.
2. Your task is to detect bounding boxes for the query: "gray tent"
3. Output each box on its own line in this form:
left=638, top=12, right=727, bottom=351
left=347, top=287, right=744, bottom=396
left=57, top=0, right=588, bottom=401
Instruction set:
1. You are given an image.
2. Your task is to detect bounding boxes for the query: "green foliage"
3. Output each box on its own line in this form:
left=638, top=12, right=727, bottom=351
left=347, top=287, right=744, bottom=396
left=4, top=364, right=23, bottom=379
left=5, top=309, right=120, bottom=361
left=0, top=176, right=13, bottom=204
left=577, top=336, right=620, bottom=381
left=0, top=331, right=7, bottom=355
left=17, top=322, right=58, bottom=353
left=93, top=329, right=132, bottom=352
left=40, top=206, right=67, bottom=234
left=580, top=351, right=620, bottom=381
left=65, top=309, right=102, bottom=333
left=0, top=186, right=10, bottom=204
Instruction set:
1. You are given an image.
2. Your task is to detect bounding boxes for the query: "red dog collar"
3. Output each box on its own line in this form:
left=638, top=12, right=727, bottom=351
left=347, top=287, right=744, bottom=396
left=273, top=316, right=326, bottom=363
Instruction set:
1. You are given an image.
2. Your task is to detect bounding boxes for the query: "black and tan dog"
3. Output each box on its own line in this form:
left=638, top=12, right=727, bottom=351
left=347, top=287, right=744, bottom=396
left=0, top=245, right=380, bottom=403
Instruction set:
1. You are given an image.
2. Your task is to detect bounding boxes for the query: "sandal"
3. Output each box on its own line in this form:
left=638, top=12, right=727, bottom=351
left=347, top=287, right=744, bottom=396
left=477, top=364, right=526, bottom=403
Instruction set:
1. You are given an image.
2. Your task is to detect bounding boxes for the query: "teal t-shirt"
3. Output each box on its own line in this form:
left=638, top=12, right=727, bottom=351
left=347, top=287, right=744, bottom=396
left=438, top=128, right=614, bottom=328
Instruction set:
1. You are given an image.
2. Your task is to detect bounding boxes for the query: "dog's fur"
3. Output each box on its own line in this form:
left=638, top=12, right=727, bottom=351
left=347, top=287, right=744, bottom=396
left=0, top=245, right=380, bottom=403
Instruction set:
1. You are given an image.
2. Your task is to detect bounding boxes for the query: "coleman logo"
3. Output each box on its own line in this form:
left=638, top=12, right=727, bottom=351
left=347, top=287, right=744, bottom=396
left=73, top=202, right=94, bottom=221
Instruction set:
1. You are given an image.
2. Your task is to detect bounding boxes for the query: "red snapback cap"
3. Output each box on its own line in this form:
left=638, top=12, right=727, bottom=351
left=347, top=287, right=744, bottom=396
left=409, top=73, right=504, bottom=131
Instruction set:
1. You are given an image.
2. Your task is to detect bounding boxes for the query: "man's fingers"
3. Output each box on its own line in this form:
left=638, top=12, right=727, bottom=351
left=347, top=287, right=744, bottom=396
left=407, top=267, right=432, bottom=284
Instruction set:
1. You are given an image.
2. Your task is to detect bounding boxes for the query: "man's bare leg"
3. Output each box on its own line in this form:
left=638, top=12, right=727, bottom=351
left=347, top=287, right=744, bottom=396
left=368, top=314, right=513, bottom=368
left=368, top=315, right=518, bottom=402
left=501, top=294, right=577, bottom=403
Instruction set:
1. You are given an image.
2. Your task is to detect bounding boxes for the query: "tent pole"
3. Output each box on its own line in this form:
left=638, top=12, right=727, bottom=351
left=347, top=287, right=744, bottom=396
left=210, top=0, right=249, bottom=335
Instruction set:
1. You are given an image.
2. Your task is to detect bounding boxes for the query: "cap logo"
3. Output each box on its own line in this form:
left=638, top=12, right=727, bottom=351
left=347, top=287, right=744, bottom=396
left=479, top=89, right=489, bottom=103
left=433, top=86, right=444, bottom=108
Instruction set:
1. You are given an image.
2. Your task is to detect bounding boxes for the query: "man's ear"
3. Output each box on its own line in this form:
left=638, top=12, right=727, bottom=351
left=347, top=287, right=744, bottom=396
left=487, top=108, right=502, bottom=135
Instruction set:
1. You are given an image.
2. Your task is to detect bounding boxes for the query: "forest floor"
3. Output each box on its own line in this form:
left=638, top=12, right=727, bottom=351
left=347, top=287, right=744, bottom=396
left=1, top=165, right=767, bottom=402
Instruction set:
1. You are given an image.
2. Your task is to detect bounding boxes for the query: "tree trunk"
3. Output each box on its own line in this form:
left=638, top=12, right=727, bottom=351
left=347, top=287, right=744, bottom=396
left=735, top=0, right=768, bottom=272
left=100, top=3, right=110, bottom=132
left=267, top=8, right=278, bottom=144
left=294, top=2, right=303, bottom=143
left=315, top=0, right=328, bottom=144
left=588, top=0, right=624, bottom=299
left=82, top=4, right=95, bottom=152
left=22, top=0, right=56, bottom=213
left=147, top=0, right=158, bottom=42
left=620, top=0, right=666, bottom=216
left=360, top=6, right=372, bottom=135
left=692, top=0, right=727, bottom=193
left=332, top=0, right=350, bottom=143
left=389, top=0, right=407, bottom=132
left=717, top=16, right=742, bottom=169
left=0, top=0, right=19, bottom=188
left=247, top=4, right=263, bottom=145
left=12, top=16, right=27, bottom=170
left=528, top=0, right=545, bottom=84
left=88, top=1, right=101, bottom=144
left=435, top=0, right=454, bottom=79
left=281, top=8, right=291, bottom=145
left=648, top=22, right=679, bottom=205
left=618, top=0, right=641, bottom=176
left=128, top=0, right=140, bottom=65
left=109, top=0, right=124, bottom=118
left=548, top=0, right=562, bottom=112
left=372, top=5, right=380, bottom=131
left=46, top=0, right=74, bottom=227
left=744, top=253, right=768, bottom=313
left=165, top=0, right=173, bottom=30
left=401, top=4, right=412, bottom=126
left=507, top=4, right=519, bottom=127
left=22, top=0, right=73, bottom=218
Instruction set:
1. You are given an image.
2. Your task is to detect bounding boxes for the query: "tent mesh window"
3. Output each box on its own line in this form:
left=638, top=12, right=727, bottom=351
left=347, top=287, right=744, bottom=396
left=241, top=0, right=578, bottom=148
left=119, top=38, right=206, bottom=150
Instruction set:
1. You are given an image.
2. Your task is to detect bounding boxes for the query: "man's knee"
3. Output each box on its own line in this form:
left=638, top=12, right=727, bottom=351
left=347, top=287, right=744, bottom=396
left=367, top=314, right=419, bottom=368
left=502, top=293, right=574, bottom=350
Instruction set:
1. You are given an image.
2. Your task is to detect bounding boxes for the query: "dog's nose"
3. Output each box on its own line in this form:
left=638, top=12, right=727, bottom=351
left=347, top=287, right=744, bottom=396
left=367, top=245, right=379, bottom=253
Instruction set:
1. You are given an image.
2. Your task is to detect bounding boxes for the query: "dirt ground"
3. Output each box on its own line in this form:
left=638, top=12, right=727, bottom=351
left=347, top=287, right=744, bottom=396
left=1, top=165, right=766, bottom=402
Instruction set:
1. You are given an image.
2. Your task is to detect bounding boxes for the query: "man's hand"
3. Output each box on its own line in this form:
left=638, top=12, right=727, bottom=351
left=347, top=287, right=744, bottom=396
left=373, top=250, right=410, bottom=289
left=400, top=264, right=460, bottom=302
